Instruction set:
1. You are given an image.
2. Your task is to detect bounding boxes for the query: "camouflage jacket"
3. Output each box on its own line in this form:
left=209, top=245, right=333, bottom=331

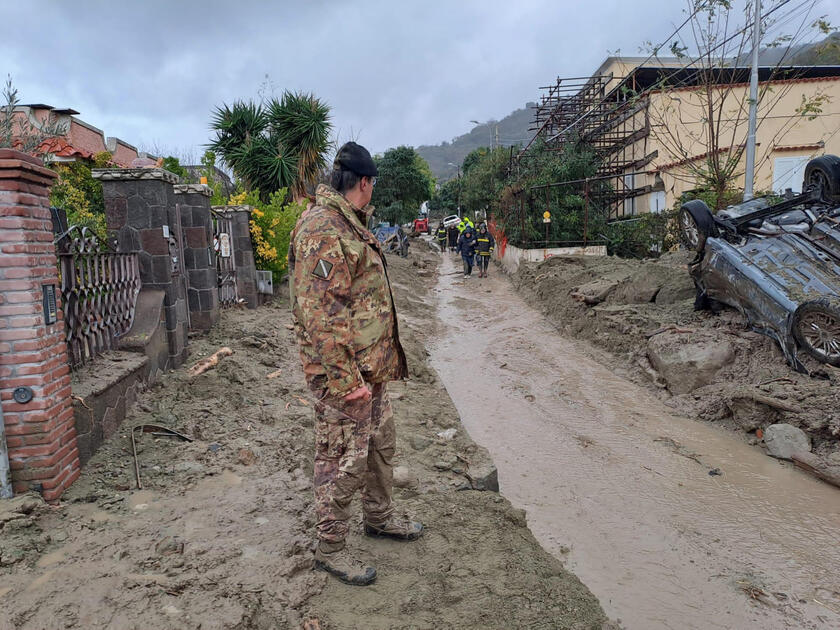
left=289, top=184, right=408, bottom=397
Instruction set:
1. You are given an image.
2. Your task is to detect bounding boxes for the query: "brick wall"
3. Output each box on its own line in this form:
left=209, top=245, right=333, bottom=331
left=0, top=149, right=80, bottom=501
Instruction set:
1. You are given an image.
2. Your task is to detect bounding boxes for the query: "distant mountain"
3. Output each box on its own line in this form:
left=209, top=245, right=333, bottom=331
left=736, top=33, right=840, bottom=66
left=790, top=33, right=840, bottom=65
left=416, top=104, right=537, bottom=182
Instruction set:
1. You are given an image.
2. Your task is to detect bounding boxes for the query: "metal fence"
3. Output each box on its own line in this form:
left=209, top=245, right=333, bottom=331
left=211, top=209, right=239, bottom=306
left=53, top=211, right=141, bottom=368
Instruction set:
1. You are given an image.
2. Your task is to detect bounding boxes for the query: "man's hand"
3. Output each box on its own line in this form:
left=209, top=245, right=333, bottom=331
left=344, top=385, right=372, bottom=403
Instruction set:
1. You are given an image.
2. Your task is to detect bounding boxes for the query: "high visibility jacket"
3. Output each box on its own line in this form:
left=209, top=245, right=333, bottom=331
left=476, top=231, right=495, bottom=256
left=436, top=226, right=447, bottom=240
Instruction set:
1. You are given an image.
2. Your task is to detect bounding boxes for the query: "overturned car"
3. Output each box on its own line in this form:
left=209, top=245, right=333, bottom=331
left=680, top=155, right=840, bottom=371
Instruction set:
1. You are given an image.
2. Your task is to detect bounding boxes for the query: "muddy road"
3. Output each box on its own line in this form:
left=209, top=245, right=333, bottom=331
left=0, top=247, right=609, bottom=630
left=429, top=253, right=840, bottom=630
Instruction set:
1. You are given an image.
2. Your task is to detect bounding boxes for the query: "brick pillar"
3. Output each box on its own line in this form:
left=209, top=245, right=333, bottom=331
left=0, top=149, right=80, bottom=501
left=174, top=184, right=219, bottom=330
left=93, top=168, right=189, bottom=367
left=211, top=205, right=258, bottom=309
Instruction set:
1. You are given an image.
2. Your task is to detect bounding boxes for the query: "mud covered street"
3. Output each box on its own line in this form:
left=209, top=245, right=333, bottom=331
left=512, top=253, right=840, bottom=463
left=0, top=247, right=609, bottom=630
left=430, top=252, right=840, bottom=629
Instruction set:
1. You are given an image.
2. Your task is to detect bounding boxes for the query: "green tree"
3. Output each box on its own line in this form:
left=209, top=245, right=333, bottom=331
left=161, top=156, right=188, bottom=180
left=200, top=150, right=228, bottom=205
left=427, top=178, right=460, bottom=217
left=50, top=152, right=114, bottom=239
left=209, top=91, right=331, bottom=202
left=459, top=146, right=511, bottom=221
left=494, top=139, right=602, bottom=245
left=371, top=146, right=433, bottom=226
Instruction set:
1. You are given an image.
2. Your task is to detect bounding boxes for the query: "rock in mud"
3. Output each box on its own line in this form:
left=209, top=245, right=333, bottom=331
left=409, top=435, right=432, bottom=451
left=647, top=334, right=735, bottom=395
left=726, top=393, right=784, bottom=431
left=393, top=466, right=418, bottom=489
left=468, top=463, right=500, bottom=492
left=763, top=423, right=811, bottom=460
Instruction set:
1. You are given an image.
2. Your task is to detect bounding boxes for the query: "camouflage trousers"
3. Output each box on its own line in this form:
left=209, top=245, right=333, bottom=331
left=309, top=379, right=395, bottom=543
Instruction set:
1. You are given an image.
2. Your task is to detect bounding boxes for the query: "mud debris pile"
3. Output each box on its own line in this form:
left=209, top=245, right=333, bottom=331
left=512, top=253, right=840, bottom=467
left=0, top=247, right=610, bottom=630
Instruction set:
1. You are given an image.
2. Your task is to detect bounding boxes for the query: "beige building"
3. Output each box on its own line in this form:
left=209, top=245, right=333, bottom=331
left=528, top=57, right=840, bottom=219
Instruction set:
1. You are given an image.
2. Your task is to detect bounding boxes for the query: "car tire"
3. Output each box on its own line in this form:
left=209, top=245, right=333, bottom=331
left=679, top=200, right=716, bottom=252
left=792, top=298, right=840, bottom=366
left=804, top=155, right=840, bottom=204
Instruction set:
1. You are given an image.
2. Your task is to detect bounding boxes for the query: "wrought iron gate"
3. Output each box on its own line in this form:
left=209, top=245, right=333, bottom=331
left=52, top=208, right=141, bottom=368
left=211, top=209, right=238, bottom=306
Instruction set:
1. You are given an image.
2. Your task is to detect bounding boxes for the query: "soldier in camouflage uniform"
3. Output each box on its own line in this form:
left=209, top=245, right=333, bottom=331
left=289, top=142, right=423, bottom=586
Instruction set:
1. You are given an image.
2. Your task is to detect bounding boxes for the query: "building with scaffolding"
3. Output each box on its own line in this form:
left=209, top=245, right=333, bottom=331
left=519, top=57, right=840, bottom=221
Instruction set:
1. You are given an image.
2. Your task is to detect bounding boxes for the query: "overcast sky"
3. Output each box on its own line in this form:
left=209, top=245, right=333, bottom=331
left=2, top=0, right=838, bottom=161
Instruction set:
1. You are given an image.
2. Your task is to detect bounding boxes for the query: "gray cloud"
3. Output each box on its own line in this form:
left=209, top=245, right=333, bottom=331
left=3, top=0, right=837, bottom=159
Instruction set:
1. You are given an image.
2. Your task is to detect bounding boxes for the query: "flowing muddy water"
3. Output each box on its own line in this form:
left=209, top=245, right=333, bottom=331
left=428, top=253, right=840, bottom=630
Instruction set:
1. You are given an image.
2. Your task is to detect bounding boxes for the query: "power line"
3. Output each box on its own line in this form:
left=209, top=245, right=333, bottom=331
left=520, top=0, right=710, bottom=156
left=538, top=0, right=809, bottom=149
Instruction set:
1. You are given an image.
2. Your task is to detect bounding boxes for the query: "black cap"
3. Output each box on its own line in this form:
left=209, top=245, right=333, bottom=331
left=334, top=142, right=378, bottom=177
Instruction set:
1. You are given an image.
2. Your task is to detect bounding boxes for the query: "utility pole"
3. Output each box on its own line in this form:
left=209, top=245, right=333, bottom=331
left=743, top=0, right=761, bottom=201
left=458, top=166, right=461, bottom=214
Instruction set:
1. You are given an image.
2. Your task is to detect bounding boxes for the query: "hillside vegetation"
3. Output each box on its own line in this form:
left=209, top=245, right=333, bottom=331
left=416, top=103, right=536, bottom=182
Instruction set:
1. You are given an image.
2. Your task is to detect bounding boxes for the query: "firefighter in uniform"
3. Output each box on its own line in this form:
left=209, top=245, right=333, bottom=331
left=289, top=142, right=423, bottom=587
left=475, top=223, right=495, bottom=278
left=435, top=221, right=447, bottom=253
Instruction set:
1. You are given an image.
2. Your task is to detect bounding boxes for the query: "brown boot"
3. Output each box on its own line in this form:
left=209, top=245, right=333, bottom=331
left=314, top=540, right=377, bottom=586
left=364, top=517, right=424, bottom=541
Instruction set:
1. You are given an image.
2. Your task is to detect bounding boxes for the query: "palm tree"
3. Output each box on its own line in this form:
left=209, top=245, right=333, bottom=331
left=209, top=92, right=331, bottom=201
left=267, top=91, right=332, bottom=199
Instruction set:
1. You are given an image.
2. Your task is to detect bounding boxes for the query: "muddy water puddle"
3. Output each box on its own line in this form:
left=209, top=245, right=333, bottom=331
left=429, top=254, right=840, bottom=630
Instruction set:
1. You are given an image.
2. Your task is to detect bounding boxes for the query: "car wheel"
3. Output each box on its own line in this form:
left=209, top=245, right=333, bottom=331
left=804, top=155, right=840, bottom=204
left=792, top=298, right=840, bottom=366
left=679, top=200, right=716, bottom=252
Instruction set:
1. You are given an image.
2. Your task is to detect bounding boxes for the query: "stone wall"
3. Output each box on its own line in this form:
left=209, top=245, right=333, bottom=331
left=71, top=353, right=148, bottom=466
left=94, top=168, right=189, bottom=368
left=174, top=184, right=219, bottom=330
left=0, top=149, right=80, bottom=501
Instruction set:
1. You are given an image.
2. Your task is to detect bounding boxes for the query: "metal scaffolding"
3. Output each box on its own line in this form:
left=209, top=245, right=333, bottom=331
left=519, top=68, right=659, bottom=220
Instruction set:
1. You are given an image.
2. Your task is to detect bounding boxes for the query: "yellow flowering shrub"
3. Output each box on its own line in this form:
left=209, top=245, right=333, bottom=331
left=230, top=188, right=305, bottom=280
